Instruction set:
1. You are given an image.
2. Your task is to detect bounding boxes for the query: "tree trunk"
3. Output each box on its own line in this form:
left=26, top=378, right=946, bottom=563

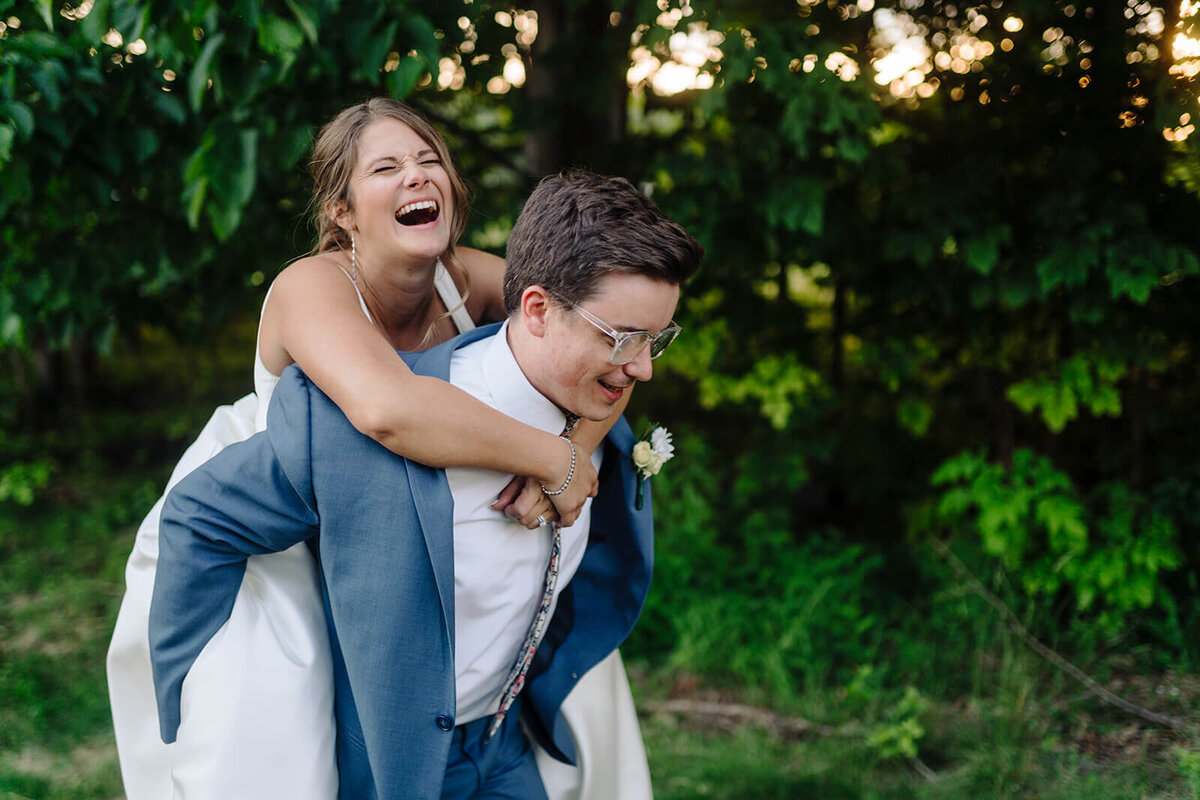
left=524, top=0, right=632, bottom=178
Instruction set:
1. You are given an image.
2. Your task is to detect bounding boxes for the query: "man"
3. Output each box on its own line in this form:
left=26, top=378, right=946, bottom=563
left=150, top=170, right=703, bottom=799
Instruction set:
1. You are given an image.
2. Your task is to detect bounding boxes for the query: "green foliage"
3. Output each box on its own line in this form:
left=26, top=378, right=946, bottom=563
left=1179, top=746, right=1200, bottom=800
left=0, top=0, right=449, bottom=352
left=0, top=458, right=52, bottom=505
left=629, top=430, right=882, bottom=697
left=867, top=686, right=929, bottom=761
left=931, top=448, right=1183, bottom=635
left=1006, top=353, right=1125, bottom=433
left=696, top=350, right=824, bottom=430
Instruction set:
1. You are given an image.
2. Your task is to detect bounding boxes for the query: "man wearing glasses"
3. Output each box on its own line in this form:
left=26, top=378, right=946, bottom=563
left=150, top=170, right=703, bottom=800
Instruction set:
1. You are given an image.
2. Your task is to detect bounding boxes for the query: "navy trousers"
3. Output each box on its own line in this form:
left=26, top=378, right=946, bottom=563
left=440, top=701, right=549, bottom=800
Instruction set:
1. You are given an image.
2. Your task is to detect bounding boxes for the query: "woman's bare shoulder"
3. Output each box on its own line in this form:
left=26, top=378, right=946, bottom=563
left=456, top=246, right=507, bottom=323
left=271, top=252, right=354, bottom=294
left=259, top=252, right=363, bottom=373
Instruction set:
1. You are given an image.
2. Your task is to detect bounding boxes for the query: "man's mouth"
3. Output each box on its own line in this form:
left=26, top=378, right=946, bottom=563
left=396, top=200, right=439, bottom=226
left=599, top=379, right=629, bottom=395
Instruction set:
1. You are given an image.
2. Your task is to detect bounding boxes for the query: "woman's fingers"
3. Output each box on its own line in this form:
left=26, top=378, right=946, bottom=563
left=490, top=475, right=524, bottom=513
left=504, top=476, right=559, bottom=530
left=546, top=456, right=598, bottom=527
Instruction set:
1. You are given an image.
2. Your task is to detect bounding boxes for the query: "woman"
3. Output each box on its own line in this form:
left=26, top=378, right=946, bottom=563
left=107, top=98, right=651, bottom=799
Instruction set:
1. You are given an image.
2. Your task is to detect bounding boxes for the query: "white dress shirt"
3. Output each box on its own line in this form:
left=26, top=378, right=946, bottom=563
left=447, top=321, right=604, bottom=723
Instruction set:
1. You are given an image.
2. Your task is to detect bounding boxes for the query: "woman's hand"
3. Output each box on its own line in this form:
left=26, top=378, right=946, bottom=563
left=545, top=454, right=598, bottom=526
left=491, top=476, right=559, bottom=529
left=490, top=452, right=598, bottom=529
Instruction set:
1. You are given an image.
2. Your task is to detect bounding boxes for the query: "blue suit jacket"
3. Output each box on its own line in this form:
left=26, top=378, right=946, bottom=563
left=150, top=323, right=654, bottom=800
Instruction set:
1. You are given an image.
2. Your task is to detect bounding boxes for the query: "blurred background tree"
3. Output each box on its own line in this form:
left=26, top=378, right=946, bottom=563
left=3, top=0, right=1200, bottom=796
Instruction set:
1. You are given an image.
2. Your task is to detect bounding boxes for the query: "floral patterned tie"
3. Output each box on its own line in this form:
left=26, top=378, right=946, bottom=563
left=485, top=416, right=579, bottom=741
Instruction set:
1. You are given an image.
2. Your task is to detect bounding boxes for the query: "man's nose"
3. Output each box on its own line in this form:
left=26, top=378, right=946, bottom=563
left=622, top=345, right=654, bottom=382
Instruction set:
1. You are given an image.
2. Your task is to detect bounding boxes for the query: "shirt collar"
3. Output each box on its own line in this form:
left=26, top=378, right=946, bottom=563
left=480, top=320, right=569, bottom=437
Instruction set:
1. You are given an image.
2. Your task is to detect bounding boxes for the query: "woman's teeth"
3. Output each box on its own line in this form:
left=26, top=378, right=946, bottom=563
left=396, top=200, right=439, bottom=226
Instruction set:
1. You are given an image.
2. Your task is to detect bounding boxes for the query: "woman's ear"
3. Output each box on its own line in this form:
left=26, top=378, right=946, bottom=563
left=518, top=285, right=552, bottom=338
left=327, top=201, right=353, bottom=232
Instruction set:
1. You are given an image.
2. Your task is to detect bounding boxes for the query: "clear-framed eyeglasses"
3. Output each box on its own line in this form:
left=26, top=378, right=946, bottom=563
left=570, top=304, right=682, bottom=366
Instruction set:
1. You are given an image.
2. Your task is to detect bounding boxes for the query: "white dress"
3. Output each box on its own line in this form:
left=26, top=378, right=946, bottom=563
left=106, top=263, right=652, bottom=799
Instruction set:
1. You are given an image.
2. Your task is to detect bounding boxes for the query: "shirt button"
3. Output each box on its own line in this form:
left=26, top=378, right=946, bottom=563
left=436, top=715, right=454, bottom=731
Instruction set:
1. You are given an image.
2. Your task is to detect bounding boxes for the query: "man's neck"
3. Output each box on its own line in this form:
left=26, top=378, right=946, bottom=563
left=505, top=316, right=576, bottom=424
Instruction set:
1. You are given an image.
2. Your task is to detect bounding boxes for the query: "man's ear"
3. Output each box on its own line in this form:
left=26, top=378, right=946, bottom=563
left=518, top=285, right=552, bottom=338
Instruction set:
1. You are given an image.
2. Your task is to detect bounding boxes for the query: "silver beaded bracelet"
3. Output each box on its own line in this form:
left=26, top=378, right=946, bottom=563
left=541, top=438, right=577, bottom=496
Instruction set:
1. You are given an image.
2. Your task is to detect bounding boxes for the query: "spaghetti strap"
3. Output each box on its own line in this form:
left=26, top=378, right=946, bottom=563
left=434, top=259, right=476, bottom=334
left=334, top=264, right=374, bottom=325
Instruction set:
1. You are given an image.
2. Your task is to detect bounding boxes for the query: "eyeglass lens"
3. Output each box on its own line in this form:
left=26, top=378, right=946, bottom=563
left=612, top=334, right=652, bottom=364
left=610, top=326, right=679, bottom=365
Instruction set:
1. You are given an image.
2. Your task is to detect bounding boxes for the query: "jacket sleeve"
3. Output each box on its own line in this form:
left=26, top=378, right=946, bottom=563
left=149, top=367, right=320, bottom=743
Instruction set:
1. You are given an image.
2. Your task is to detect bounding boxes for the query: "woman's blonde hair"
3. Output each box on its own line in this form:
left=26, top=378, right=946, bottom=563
left=307, top=98, right=473, bottom=342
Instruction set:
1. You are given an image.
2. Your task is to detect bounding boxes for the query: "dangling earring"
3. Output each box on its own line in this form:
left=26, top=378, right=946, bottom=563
left=350, top=229, right=358, bottom=288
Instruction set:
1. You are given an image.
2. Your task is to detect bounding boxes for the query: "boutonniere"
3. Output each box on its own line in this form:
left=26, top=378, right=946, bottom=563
left=632, top=424, right=674, bottom=510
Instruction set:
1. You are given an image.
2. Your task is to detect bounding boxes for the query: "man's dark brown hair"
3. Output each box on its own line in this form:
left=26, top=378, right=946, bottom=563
left=503, top=170, right=703, bottom=313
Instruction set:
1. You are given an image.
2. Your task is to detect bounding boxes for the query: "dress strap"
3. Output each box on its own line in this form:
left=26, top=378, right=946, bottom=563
left=434, top=259, right=476, bottom=334
left=334, top=264, right=375, bottom=324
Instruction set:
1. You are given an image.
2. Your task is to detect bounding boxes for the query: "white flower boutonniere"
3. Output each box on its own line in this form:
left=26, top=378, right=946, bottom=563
left=632, top=424, right=674, bottom=509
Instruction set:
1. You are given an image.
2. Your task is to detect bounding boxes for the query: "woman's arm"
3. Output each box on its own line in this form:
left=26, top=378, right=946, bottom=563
left=259, top=255, right=596, bottom=525
left=456, top=246, right=631, bottom=455
left=488, top=390, right=630, bottom=527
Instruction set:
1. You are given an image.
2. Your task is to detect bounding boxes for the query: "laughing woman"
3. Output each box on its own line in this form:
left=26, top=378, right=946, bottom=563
left=107, top=98, right=651, bottom=800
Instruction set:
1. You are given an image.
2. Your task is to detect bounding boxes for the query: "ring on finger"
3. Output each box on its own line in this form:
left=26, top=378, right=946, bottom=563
left=535, top=514, right=548, bottom=527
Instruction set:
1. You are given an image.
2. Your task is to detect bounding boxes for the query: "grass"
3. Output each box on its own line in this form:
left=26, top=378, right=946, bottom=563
left=636, top=682, right=1199, bottom=800
left=0, top=469, right=153, bottom=799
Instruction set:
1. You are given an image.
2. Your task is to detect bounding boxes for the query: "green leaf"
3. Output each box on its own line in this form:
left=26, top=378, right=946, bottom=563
left=897, top=397, right=933, bottom=437
left=1, top=102, right=34, bottom=140
left=386, top=56, right=425, bottom=99
left=1005, top=381, right=1042, bottom=415
left=402, top=13, right=440, bottom=67
left=207, top=198, right=242, bottom=241
left=205, top=125, right=257, bottom=207
left=1106, top=262, right=1158, bottom=304
left=29, top=64, right=64, bottom=111
left=80, top=0, right=113, bottom=44
left=275, top=123, right=314, bottom=170
left=183, top=176, right=207, bottom=229
left=151, top=92, right=187, bottom=125
left=1041, top=383, right=1077, bottom=432
left=258, top=15, right=304, bottom=58
left=235, top=0, right=260, bottom=29
left=188, top=30, right=226, bottom=113
left=1087, top=385, right=1122, bottom=417
left=1035, top=496, right=1087, bottom=552
left=284, top=0, right=319, bottom=45
left=131, top=128, right=159, bottom=164
left=930, top=450, right=986, bottom=485
left=0, top=123, right=14, bottom=164
left=113, top=0, right=147, bottom=42
left=360, top=20, right=399, bottom=79
left=963, top=229, right=1001, bottom=275
left=35, top=0, right=53, bottom=31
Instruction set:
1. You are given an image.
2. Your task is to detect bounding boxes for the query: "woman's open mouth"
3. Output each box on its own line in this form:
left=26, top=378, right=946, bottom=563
left=396, top=200, right=439, bottom=226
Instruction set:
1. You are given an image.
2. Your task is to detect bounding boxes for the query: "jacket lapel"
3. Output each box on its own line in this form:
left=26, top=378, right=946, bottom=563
left=398, top=323, right=504, bottom=648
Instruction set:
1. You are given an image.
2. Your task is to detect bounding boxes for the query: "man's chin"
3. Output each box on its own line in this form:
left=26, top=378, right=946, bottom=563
left=580, top=400, right=623, bottom=423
